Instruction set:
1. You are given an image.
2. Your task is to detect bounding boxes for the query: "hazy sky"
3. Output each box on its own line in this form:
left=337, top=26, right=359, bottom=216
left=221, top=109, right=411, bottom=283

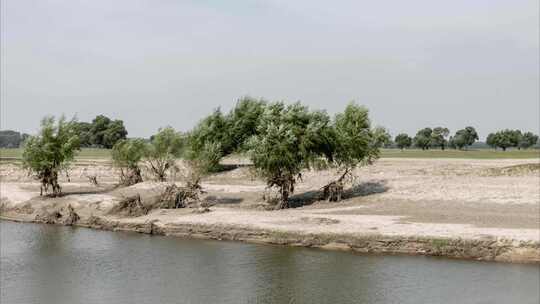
left=1, top=0, right=538, bottom=139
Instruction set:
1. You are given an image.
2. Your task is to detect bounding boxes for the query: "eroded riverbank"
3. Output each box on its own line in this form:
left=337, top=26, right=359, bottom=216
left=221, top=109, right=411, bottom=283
left=1, top=158, right=539, bottom=263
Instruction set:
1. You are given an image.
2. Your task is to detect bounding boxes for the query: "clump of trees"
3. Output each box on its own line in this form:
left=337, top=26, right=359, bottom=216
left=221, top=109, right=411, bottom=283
left=22, top=116, right=80, bottom=196
left=412, top=126, right=478, bottom=150
left=486, top=130, right=538, bottom=151
left=0, top=130, right=30, bottom=148
left=74, top=115, right=128, bottom=148
left=394, top=133, right=412, bottom=150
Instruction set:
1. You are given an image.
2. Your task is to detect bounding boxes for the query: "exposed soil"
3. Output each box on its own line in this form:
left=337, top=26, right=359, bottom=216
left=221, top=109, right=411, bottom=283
left=1, top=157, right=539, bottom=263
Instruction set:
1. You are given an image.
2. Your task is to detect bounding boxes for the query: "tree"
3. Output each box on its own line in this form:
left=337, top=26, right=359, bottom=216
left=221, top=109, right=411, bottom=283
left=88, top=115, right=128, bottom=148
left=226, top=97, right=267, bottom=152
left=372, top=126, right=392, bottom=148
left=431, top=127, right=450, bottom=150
left=247, top=102, right=332, bottom=208
left=73, top=122, right=92, bottom=147
left=22, top=116, right=80, bottom=196
left=103, top=120, right=128, bottom=149
left=486, top=133, right=498, bottom=149
left=321, top=103, right=379, bottom=202
left=395, top=133, right=412, bottom=150
left=450, top=127, right=478, bottom=150
left=414, top=128, right=432, bottom=150
left=187, top=108, right=230, bottom=171
left=519, top=132, right=539, bottom=149
left=487, top=129, right=529, bottom=151
left=145, top=127, right=184, bottom=181
left=112, top=139, right=147, bottom=186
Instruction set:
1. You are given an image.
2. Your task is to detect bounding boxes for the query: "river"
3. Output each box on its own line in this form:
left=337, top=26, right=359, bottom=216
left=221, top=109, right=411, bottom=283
left=1, top=221, right=538, bottom=304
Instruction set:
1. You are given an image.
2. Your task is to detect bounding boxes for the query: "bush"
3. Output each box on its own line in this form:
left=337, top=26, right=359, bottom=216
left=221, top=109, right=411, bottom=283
left=22, top=116, right=80, bottom=196
left=145, top=127, right=184, bottom=181
left=112, top=139, right=147, bottom=186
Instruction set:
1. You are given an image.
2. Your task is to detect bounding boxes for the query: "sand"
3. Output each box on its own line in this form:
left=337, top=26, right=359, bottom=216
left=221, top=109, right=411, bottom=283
left=1, top=157, right=539, bottom=262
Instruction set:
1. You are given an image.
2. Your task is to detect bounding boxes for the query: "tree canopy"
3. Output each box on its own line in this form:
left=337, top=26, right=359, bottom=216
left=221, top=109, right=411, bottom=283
left=22, top=116, right=80, bottom=196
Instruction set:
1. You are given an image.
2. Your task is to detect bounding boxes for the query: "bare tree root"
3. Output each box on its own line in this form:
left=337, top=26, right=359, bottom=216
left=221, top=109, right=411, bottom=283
left=320, top=168, right=351, bottom=202
left=109, top=194, right=150, bottom=217
left=157, top=180, right=204, bottom=209
left=118, top=167, right=143, bottom=186
left=62, top=204, right=80, bottom=225
left=38, top=169, right=62, bottom=196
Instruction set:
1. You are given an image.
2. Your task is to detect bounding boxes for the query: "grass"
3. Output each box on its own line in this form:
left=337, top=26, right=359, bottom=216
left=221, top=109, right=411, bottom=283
left=0, top=148, right=111, bottom=160
left=380, top=148, right=540, bottom=159
left=1, top=147, right=538, bottom=161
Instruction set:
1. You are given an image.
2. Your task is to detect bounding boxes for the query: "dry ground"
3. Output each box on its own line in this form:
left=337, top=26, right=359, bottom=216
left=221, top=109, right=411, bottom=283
left=1, top=158, right=539, bottom=251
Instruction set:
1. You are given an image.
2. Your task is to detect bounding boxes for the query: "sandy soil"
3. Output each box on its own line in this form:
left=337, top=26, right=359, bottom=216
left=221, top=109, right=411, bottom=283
left=1, top=158, right=539, bottom=262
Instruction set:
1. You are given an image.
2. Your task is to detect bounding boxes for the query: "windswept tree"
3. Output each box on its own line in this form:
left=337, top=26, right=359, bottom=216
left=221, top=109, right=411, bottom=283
left=112, top=139, right=147, bottom=186
left=414, top=128, right=432, bottom=150
left=321, top=103, right=379, bottom=202
left=395, top=133, right=412, bottom=150
left=227, top=97, right=267, bottom=152
left=146, top=127, right=184, bottom=181
left=22, top=116, right=80, bottom=196
left=187, top=108, right=231, bottom=171
left=450, top=126, right=478, bottom=150
left=431, top=127, right=450, bottom=150
left=247, top=102, right=333, bottom=209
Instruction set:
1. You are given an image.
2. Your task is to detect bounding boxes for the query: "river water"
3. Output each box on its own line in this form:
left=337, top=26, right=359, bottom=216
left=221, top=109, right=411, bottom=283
left=1, top=221, right=538, bottom=304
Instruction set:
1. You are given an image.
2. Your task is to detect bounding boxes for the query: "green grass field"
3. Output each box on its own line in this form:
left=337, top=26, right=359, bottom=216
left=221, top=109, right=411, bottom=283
left=1, top=147, right=538, bottom=161
left=379, top=148, right=540, bottom=159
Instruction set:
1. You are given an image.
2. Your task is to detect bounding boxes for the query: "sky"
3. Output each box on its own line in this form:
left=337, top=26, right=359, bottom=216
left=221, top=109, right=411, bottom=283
left=1, top=0, right=538, bottom=139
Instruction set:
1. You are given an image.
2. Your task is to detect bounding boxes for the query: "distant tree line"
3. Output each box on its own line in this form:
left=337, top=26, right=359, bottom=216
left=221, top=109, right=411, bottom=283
left=393, top=127, right=538, bottom=151
left=0, top=130, right=30, bottom=148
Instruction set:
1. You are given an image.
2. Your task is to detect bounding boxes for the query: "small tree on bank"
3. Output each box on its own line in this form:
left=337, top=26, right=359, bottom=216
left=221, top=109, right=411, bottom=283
left=395, top=133, right=412, bottom=150
left=321, top=103, right=379, bottom=202
left=22, top=116, right=80, bottom=196
left=431, top=127, right=450, bottom=150
left=112, top=139, right=146, bottom=186
left=247, top=102, right=333, bottom=209
left=145, top=127, right=184, bottom=182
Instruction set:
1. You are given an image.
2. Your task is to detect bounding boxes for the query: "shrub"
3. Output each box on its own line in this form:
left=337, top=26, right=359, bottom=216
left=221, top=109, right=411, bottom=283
left=22, top=116, right=80, bottom=196
left=111, top=139, right=147, bottom=186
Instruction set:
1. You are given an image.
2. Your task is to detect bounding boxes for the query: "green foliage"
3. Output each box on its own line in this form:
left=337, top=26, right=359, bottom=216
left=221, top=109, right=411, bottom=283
left=486, top=129, right=535, bottom=151
left=519, top=132, right=539, bottom=149
left=450, top=127, right=478, bottom=150
left=188, top=108, right=230, bottom=163
left=22, top=116, right=81, bottom=196
left=248, top=102, right=333, bottom=208
left=75, top=115, right=128, bottom=148
left=394, top=133, right=412, bottom=150
left=332, top=103, right=378, bottom=169
left=112, top=139, right=147, bottom=185
left=146, top=127, right=184, bottom=181
left=227, top=97, right=267, bottom=152
left=431, top=127, right=450, bottom=150
left=414, top=128, right=432, bottom=150
left=372, top=126, right=392, bottom=149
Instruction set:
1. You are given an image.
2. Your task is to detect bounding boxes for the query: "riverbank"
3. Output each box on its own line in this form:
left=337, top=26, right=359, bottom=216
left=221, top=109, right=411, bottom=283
left=1, top=158, right=539, bottom=263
